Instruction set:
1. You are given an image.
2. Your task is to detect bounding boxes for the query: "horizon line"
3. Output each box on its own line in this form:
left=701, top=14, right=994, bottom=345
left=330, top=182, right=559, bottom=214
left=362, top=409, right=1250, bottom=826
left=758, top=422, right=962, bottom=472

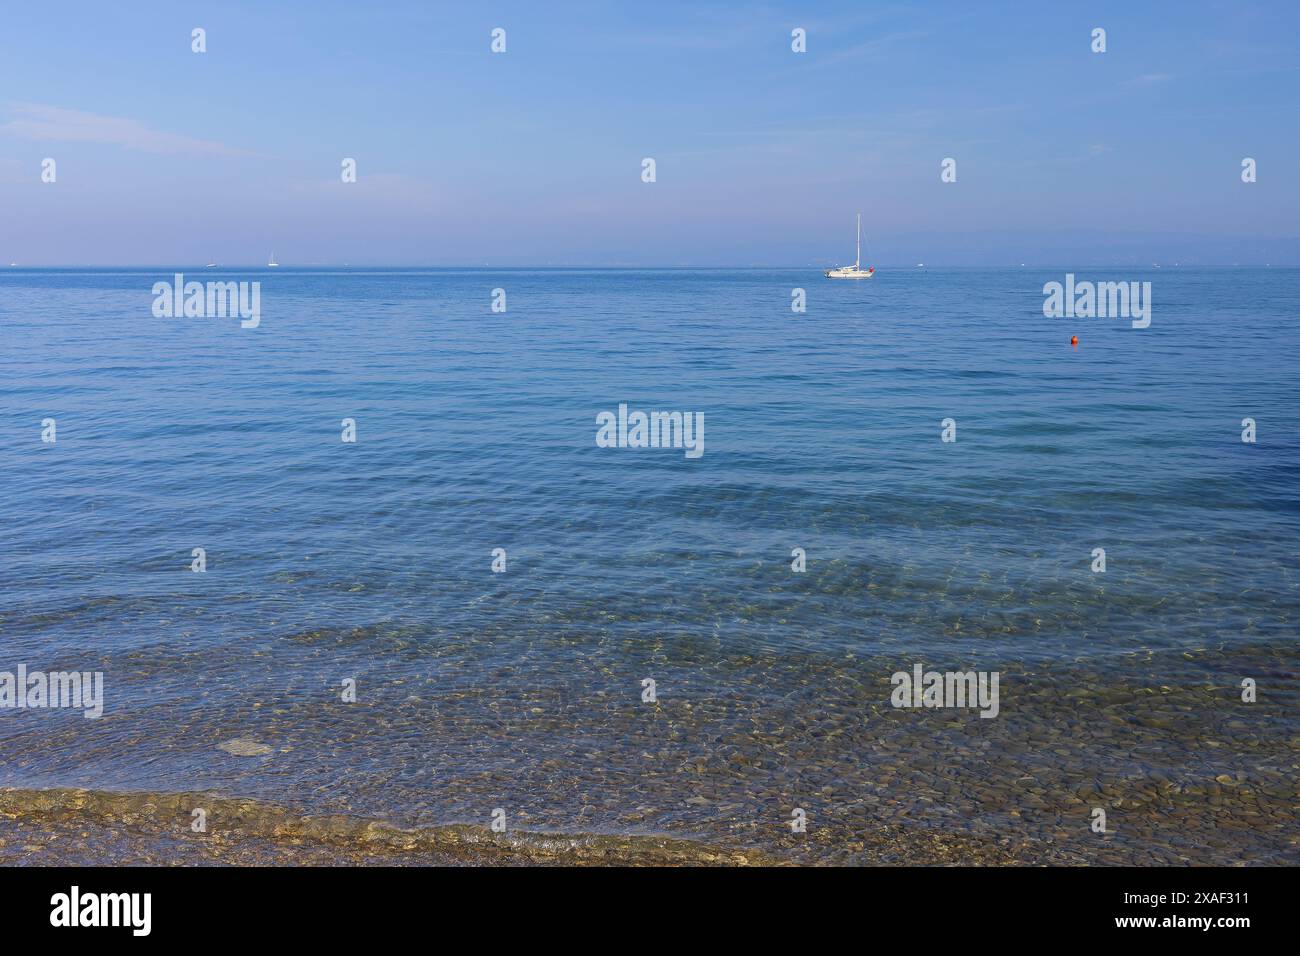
left=3, top=262, right=1297, bottom=271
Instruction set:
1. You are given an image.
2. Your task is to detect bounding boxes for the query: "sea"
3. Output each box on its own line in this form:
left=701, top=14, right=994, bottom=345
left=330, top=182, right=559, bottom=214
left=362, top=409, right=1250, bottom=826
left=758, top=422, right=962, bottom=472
left=1, top=266, right=1296, bottom=864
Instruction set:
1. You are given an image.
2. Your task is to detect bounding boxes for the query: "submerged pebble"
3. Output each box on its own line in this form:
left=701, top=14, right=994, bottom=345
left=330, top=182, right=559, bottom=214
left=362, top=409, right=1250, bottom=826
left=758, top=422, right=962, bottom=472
left=217, top=738, right=273, bottom=757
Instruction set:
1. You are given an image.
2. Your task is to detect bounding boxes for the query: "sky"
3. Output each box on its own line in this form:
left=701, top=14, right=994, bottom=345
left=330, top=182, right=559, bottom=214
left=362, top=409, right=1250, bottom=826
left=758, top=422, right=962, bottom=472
left=1, top=0, right=1298, bottom=266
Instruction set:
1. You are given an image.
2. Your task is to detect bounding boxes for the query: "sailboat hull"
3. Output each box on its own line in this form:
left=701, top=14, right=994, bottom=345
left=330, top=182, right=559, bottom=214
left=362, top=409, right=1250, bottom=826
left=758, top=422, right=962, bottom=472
left=825, top=212, right=873, bottom=278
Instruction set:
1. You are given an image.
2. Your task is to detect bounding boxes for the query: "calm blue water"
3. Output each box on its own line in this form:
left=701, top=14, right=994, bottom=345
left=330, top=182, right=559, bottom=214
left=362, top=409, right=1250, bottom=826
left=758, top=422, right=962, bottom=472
left=2, top=267, right=1297, bottom=863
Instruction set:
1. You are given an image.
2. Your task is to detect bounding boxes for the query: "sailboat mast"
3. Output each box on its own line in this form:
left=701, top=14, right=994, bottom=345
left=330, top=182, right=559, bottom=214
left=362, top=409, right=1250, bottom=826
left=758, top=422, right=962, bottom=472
left=855, top=213, right=861, bottom=268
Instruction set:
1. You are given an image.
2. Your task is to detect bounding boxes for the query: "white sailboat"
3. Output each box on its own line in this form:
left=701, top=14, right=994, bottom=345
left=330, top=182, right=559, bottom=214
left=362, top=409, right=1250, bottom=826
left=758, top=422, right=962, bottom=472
left=267, top=251, right=279, bottom=268
left=825, top=213, right=875, bottom=279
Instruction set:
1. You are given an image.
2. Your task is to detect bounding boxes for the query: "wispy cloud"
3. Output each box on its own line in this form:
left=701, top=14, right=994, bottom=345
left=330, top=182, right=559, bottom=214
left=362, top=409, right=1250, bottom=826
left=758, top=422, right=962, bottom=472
left=0, top=103, right=253, bottom=157
left=798, top=30, right=931, bottom=69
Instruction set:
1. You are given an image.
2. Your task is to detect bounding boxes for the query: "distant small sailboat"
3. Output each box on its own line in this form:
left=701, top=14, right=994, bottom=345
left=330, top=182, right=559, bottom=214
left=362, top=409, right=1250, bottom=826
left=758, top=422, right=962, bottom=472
left=825, top=214, right=874, bottom=279
left=206, top=262, right=218, bottom=268
left=267, top=251, right=279, bottom=268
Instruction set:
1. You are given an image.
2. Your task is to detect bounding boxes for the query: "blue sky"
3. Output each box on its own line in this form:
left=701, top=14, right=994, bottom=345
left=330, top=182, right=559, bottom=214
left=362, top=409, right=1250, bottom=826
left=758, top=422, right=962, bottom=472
left=1, top=1, right=1297, bottom=265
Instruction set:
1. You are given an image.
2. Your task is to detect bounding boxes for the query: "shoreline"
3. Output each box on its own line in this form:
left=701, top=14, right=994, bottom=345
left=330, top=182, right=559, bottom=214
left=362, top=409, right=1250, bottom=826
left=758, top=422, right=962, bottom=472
left=4, top=781, right=1291, bottom=866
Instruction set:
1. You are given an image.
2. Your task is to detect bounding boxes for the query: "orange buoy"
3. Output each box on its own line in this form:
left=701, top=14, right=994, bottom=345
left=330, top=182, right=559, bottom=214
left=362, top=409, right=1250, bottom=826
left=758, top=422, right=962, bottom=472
left=1070, top=336, right=1078, bottom=346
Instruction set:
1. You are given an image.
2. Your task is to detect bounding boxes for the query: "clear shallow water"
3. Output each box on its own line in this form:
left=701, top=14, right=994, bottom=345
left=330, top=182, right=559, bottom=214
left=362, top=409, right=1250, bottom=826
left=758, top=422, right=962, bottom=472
left=1, top=267, right=1297, bottom=864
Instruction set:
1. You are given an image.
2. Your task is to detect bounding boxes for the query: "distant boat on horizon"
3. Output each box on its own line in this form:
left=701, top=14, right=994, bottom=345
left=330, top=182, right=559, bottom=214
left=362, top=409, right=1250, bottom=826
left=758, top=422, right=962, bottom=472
left=825, top=214, right=875, bottom=279
left=267, top=251, right=279, bottom=268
